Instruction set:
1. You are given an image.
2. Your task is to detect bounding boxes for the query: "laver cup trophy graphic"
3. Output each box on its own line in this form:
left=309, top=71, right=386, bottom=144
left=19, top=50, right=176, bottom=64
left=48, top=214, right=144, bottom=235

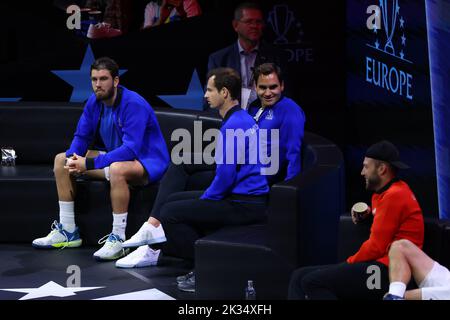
left=268, top=4, right=295, bottom=45
left=426, top=0, right=450, bottom=220
left=380, top=0, right=400, bottom=55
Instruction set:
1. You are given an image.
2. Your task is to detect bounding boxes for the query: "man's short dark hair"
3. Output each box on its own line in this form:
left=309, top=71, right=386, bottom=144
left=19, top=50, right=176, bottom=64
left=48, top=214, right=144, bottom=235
left=91, top=57, right=119, bottom=79
left=234, top=2, right=263, bottom=21
left=207, top=68, right=242, bottom=101
left=253, top=62, right=284, bottom=84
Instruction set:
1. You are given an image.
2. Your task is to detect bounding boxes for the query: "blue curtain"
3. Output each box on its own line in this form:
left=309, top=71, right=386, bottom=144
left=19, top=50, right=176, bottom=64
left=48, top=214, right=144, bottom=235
left=426, top=0, right=450, bottom=220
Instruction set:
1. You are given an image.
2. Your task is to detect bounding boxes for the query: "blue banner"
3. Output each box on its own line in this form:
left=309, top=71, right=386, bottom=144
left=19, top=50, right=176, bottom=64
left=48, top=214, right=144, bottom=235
left=426, top=0, right=450, bottom=220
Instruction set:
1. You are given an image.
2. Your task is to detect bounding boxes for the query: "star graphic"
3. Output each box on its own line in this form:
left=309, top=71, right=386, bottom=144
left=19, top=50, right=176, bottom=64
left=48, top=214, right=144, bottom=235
left=401, top=34, right=406, bottom=46
left=375, top=40, right=380, bottom=49
left=373, top=27, right=378, bottom=34
left=396, top=4, right=400, bottom=13
left=399, top=50, right=405, bottom=59
left=52, top=45, right=127, bottom=103
left=0, top=281, right=104, bottom=300
left=158, top=69, right=204, bottom=111
left=400, top=17, right=405, bottom=28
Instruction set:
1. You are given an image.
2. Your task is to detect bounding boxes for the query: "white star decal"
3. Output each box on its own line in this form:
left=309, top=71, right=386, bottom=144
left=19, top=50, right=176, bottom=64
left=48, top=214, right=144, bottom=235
left=0, top=281, right=104, bottom=300
left=401, top=34, right=407, bottom=46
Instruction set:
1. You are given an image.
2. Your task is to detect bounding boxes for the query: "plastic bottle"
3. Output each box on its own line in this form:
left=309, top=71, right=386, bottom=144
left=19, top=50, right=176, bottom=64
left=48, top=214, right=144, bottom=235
left=245, top=280, right=256, bottom=300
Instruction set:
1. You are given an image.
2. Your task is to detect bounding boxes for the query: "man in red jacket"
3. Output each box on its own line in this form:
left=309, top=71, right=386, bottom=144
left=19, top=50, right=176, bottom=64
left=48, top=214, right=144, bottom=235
left=288, top=140, right=424, bottom=300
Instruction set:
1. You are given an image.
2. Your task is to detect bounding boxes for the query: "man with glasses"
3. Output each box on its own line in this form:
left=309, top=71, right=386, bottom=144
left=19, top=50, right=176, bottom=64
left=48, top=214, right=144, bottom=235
left=207, top=2, right=283, bottom=109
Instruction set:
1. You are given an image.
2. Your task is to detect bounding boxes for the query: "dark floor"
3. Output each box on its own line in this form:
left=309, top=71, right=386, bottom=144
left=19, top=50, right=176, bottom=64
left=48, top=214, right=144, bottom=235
left=0, top=244, right=195, bottom=300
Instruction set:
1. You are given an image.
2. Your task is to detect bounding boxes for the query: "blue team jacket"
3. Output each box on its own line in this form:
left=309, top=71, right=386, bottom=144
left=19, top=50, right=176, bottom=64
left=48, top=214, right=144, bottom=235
left=248, top=96, right=305, bottom=181
left=66, top=86, right=170, bottom=183
left=201, top=106, right=269, bottom=200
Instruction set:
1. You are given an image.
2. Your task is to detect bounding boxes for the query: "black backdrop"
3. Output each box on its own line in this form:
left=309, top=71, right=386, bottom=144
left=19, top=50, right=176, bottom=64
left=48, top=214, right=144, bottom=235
left=0, top=0, right=437, bottom=216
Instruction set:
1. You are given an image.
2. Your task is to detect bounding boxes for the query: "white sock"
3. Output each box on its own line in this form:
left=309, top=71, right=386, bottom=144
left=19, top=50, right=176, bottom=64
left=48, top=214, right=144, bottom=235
left=112, top=212, right=127, bottom=240
left=389, top=281, right=406, bottom=297
left=59, top=201, right=76, bottom=233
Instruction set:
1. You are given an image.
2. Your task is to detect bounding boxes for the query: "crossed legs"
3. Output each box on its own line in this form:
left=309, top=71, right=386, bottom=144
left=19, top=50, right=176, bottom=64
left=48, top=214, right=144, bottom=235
left=388, top=239, right=435, bottom=300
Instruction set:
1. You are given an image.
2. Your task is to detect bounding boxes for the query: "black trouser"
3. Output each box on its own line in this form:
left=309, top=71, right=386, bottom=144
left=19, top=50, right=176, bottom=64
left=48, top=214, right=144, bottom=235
left=158, top=191, right=268, bottom=261
left=288, top=261, right=389, bottom=300
left=151, top=162, right=216, bottom=220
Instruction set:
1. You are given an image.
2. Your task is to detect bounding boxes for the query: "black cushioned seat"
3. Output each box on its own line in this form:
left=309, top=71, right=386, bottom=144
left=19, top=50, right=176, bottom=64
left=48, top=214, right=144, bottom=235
left=195, top=132, right=345, bottom=299
left=0, top=103, right=222, bottom=245
left=196, top=225, right=293, bottom=300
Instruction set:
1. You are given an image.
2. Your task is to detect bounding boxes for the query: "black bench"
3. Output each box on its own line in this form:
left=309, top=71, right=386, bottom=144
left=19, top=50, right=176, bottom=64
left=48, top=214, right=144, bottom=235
left=0, top=103, right=221, bottom=244
left=1, top=102, right=347, bottom=300
left=195, top=133, right=345, bottom=299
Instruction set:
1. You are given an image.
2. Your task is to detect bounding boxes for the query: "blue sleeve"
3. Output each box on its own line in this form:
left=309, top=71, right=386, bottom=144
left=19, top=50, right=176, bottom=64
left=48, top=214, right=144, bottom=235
left=281, top=106, right=305, bottom=180
left=66, top=101, right=95, bottom=157
left=92, top=103, right=148, bottom=169
left=201, top=126, right=238, bottom=200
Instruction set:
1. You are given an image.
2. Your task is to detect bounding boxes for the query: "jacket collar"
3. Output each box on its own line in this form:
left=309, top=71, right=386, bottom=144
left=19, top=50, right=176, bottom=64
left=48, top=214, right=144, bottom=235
left=222, top=105, right=241, bottom=125
left=112, top=86, right=123, bottom=109
left=375, top=177, right=400, bottom=194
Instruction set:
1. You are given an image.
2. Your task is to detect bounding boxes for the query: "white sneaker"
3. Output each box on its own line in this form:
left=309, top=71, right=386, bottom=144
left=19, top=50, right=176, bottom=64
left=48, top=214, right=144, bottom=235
left=122, top=222, right=167, bottom=248
left=93, top=233, right=129, bottom=261
left=32, top=221, right=82, bottom=249
left=115, top=245, right=161, bottom=268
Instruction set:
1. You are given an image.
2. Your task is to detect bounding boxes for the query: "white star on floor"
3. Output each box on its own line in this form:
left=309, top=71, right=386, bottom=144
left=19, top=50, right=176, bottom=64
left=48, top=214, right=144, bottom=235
left=0, top=281, right=104, bottom=300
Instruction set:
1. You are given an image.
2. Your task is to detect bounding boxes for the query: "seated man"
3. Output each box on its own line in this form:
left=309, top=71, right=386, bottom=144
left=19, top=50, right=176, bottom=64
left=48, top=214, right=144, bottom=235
left=32, top=57, right=170, bottom=261
left=288, top=140, right=424, bottom=300
left=248, top=62, right=305, bottom=184
left=115, top=65, right=304, bottom=270
left=115, top=68, right=270, bottom=293
left=384, top=239, right=450, bottom=300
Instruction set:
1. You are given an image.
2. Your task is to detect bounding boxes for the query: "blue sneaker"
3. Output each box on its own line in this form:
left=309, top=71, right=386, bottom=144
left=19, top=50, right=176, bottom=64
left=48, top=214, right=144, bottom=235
left=383, top=293, right=405, bottom=300
left=32, top=221, right=82, bottom=249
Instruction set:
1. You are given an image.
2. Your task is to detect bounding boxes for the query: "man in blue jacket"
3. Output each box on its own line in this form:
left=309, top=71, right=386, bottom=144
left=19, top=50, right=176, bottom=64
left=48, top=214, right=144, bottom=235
left=115, top=68, right=269, bottom=293
left=32, top=57, right=170, bottom=261
left=248, top=62, right=305, bottom=184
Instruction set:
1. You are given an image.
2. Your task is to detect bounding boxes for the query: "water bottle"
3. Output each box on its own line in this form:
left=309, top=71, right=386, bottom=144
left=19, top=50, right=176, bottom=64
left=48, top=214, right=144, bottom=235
left=245, top=280, right=256, bottom=300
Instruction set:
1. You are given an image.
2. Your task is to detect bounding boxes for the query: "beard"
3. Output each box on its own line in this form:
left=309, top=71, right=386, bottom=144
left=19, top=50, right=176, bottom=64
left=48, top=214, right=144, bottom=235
left=95, top=86, right=115, bottom=102
left=365, top=174, right=381, bottom=191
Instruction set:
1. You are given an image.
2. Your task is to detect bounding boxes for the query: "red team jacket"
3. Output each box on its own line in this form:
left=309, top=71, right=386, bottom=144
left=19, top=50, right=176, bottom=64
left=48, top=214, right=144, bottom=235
left=347, top=179, right=424, bottom=266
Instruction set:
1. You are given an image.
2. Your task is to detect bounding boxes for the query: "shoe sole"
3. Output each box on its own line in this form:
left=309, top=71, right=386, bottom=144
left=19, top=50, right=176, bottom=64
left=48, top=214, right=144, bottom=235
left=178, top=286, right=195, bottom=293
left=115, top=261, right=158, bottom=268
left=122, top=236, right=167, bottom=248
left=93, top=248, right=130, bottom=261
left=32, top=239, right=83, bottom=249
